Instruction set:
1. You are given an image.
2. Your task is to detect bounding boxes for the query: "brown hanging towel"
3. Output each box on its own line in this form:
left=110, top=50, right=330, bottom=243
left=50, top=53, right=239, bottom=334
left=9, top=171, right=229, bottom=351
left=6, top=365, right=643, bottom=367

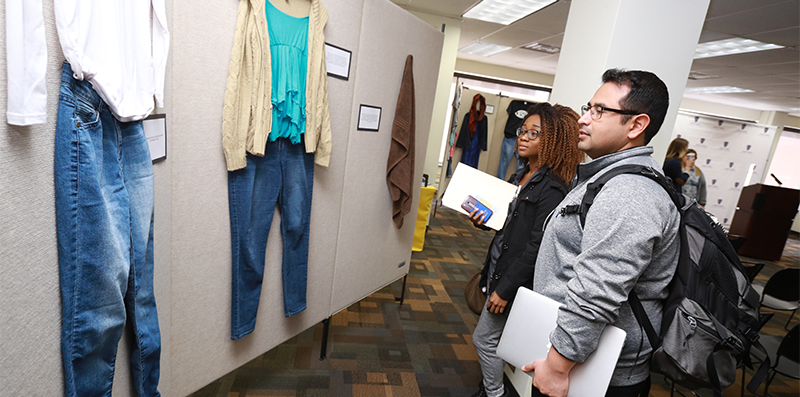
left=386, top=54, right=416, bottom=229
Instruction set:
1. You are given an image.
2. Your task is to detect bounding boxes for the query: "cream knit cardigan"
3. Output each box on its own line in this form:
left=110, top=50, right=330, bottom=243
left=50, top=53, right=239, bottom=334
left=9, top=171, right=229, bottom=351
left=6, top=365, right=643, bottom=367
left=222, top=0, right=332, bottom=171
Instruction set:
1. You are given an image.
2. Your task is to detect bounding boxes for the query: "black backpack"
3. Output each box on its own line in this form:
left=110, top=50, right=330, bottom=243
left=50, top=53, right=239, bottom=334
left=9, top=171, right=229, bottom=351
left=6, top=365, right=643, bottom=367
left=562, top=164, right=769, bottom=397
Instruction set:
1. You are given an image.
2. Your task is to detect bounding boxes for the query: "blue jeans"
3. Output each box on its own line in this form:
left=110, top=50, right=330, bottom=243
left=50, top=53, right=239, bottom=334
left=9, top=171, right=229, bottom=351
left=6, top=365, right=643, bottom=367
left=54, top=62, right=161, bottom=397
left=228, top=138, right=314, bottom=339
left=496, top=136, right=522, bottom=180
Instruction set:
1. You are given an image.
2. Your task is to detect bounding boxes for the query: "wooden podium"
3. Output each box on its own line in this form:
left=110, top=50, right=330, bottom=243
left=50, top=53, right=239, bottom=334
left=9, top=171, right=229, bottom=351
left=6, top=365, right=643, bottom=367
left=729, top=184, right=800, bottom=260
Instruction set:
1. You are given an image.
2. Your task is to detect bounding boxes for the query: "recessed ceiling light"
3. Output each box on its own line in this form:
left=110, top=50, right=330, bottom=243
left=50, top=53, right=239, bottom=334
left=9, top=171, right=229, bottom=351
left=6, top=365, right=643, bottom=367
left=463, top=0, right=557, bottom=25
left=685, top=86, right=755, bottom=94
left=522, top=42, right=561, bottom=54
left=459, top=41, right=512, bottom=57
left=694, top=38, right=784, bottom=59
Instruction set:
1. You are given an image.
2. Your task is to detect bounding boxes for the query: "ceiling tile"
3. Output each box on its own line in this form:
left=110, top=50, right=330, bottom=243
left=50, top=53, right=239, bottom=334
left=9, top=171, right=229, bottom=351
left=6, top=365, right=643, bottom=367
left=748, top=27, right=800, bottom=47
left=695, top=48, right=800, bottom=68
left=697, top=29, right=736, bottom=44
left=483, top=27, right=552, bottom=47
left=458, top=18, right=506, bottom=47
left=404, top=0, right=478, bottom=18
left=703, top=1, right=799, bottom=36
left=739, top=62, right=800, bottom=76
left=705, top=0, right=791, bottom=19
left=536, top=33, right=564, bottom=48
left=509, top=1, right=571, bottom=35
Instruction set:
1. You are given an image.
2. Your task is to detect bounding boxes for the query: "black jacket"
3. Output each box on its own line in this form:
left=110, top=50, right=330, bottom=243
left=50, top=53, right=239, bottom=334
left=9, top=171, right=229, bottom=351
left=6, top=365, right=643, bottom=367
left=479, top=165, right=568, bottom=303
left=455, top=113, right=488, bottom=151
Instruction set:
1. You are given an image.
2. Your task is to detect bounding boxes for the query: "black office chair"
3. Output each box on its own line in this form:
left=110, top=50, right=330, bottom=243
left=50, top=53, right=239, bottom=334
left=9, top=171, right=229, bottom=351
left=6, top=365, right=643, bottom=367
left=762, top=325, right=799, bottom=397
left=753, top=268, right=800, bottom=330
left=742, top=262, right=765, bottom=283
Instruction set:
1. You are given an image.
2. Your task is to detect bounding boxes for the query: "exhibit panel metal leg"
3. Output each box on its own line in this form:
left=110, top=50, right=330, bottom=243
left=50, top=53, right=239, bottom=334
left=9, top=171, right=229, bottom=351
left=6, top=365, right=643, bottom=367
left=394, top=275, right=408, bottom=306
left=319, top=317, right=331, bottom=361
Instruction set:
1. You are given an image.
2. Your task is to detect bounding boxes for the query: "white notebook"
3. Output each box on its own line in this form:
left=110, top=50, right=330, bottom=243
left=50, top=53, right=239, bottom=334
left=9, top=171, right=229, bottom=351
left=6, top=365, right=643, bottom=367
left=497, top=287, right=627, bottom=397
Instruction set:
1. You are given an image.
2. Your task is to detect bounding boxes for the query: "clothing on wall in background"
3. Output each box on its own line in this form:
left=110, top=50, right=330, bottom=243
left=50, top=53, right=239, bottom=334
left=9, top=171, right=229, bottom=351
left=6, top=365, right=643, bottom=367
left=55, top=63, right=161, bottom=397
left=496, top=100, right=532, bottom=179
left=386, top=55, right=416, bottom=229
left=222, top=0, right=332, bottom=171
left=228, top=138, right=315, bottom=338
left=456, top=93, right=487, bottom=169
left=5, top=0, right=47, bottom=125
left=267, top=0, right=308, bottom=144
left=503, top=100, right=531, bottom=138
left=54, top=0, right=170, bottom=121
left=226, top=0, right=330, bottom=333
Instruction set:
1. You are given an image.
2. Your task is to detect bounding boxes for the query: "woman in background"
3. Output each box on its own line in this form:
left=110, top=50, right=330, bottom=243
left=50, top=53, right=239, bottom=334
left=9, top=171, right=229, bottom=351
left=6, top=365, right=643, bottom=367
left=682, top=148, right=707, bottom=207
left=467, top=103, right=583, bottom=397
left=663, top=137, right=690, bottom=192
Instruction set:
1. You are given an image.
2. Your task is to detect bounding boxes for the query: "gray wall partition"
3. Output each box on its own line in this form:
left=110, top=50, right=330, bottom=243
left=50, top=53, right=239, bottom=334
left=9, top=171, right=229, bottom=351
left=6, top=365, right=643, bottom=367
left=0, top=0, right=444, bottom=395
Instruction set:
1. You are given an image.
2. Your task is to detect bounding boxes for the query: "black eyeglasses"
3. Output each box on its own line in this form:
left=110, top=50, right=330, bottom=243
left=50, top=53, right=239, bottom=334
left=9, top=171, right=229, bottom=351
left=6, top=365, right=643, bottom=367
left=516, top=126, right=541, bottom=140
left=581, top=104, right=640, bottom=121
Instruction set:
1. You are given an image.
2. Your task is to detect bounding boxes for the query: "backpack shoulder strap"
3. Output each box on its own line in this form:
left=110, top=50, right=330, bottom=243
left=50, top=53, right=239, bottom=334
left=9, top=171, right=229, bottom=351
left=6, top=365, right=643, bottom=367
left=576, top=163, right=684, bottom=350
left=573, top=164, right=682, bottom=228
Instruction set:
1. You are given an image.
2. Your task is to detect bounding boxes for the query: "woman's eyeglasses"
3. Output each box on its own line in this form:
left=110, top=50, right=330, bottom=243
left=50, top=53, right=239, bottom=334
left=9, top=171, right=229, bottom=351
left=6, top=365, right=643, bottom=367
left=516, top=127, right=541, bottom=140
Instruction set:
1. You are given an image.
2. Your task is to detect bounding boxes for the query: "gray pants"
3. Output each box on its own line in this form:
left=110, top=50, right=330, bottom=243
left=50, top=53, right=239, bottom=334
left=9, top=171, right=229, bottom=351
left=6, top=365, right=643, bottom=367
left=472, top=296, right=509, bottom=397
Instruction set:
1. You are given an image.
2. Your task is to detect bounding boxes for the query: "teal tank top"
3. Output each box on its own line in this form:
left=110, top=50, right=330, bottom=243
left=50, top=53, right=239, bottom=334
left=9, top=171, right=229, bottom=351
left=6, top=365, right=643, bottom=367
left=266, top=0, right=309, bottom=144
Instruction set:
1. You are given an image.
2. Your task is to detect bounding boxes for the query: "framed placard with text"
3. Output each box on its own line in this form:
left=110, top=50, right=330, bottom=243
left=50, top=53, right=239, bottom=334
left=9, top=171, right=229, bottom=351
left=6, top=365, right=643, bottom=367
left=357, top=105, right=381, bottom=131
left=143, top=114, right=167, bottom=163
left=325, top=43, right=352, bottom=80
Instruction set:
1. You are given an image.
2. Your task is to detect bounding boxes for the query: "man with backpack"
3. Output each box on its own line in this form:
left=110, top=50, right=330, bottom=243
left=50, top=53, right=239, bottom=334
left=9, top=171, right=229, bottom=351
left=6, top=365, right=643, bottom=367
left=520, top=69, right=679, bottom=397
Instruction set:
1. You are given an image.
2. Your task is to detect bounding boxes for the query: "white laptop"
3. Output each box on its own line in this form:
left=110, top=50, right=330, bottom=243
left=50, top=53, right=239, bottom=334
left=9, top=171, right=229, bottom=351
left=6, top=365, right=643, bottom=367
left=496, top=287, right=627, bottom=397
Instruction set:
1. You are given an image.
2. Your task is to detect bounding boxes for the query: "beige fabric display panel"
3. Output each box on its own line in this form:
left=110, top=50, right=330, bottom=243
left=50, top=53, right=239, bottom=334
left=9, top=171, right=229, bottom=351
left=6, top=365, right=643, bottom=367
left=329, top=0, right=443, bottom=314
left=167, top=0, right=363, bottom=394
left=484, top=96, right=515, bottom=180
left=0, top=2, right=173, bottom=395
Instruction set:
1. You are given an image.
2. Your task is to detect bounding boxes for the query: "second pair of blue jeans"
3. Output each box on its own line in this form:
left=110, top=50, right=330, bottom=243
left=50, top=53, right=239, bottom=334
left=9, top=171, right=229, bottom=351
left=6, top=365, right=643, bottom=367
left=497, top=135, right=523, bottom=180
left=54, top=62, right=161, bottom=397
left=228, top=138, right=314, bottom=340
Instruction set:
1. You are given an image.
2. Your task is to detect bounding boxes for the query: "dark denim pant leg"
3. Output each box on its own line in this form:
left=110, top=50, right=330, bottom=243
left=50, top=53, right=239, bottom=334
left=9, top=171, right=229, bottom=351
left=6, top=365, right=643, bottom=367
left=55, top=62, right=160, bottom=396
left=118, top=116, right=161, bottom=397
left=277, top=141, right=314, bottom=317
left=228, top=141, right=284, bottom=339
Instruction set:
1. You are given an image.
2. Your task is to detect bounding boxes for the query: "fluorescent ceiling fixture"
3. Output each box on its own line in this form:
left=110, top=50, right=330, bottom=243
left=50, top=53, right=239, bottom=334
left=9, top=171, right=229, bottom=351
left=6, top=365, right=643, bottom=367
left=687, top=71, right=719, bottom=80
left=459, top=41, right=512, bottom=57
left=685, top=86, right=755, bottom=94
left=463, top=0, right=557, bottom=25
left=522, top=42, right=560, bottom=54
left=694, top=38, right=784, bottom=59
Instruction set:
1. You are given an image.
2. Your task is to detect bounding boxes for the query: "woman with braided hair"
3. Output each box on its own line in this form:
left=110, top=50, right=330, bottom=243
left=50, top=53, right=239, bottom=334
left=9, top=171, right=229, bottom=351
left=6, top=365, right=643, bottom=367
left=468, top=102, right=584, bottom=397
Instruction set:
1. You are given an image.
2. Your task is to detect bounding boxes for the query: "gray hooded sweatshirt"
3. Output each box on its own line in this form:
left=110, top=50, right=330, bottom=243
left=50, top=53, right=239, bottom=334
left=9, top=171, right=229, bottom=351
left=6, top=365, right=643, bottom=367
left=533, top=146, right=680, bottom=387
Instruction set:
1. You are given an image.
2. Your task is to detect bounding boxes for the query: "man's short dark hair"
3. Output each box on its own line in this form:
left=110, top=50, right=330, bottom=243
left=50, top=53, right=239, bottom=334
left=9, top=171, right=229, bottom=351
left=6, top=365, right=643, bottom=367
left=602, top=69, right=669, bottom=144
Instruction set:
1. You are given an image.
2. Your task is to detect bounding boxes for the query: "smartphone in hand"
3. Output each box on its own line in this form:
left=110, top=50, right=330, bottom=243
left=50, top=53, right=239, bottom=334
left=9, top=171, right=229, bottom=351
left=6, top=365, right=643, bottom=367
left=461, top=195, right=493, bottom=222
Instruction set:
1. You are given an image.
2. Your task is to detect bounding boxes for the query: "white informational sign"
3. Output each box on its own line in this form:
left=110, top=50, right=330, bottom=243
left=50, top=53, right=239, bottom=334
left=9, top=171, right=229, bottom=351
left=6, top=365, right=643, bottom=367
left=671, top=111, right=776, bottom=229
left=441, top=163, right=517, bottom=231
left=143, top=114, right=167, bottom=162
left=325, top=43, right=351, bottom=80
left=357, top=105, right=381, bottom=131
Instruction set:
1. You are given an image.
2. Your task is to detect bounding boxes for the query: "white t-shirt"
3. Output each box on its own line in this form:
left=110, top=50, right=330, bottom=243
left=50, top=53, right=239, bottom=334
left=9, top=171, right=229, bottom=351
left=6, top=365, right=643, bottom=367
left=54, top=0, right=170, bottom=122
left=5, top=0, right=48, bottom=126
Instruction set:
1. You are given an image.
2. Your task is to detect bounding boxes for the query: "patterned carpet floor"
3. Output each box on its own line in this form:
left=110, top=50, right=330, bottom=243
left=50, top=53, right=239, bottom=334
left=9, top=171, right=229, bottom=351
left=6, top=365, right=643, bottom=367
left=191, top=206, right=799, bottom=397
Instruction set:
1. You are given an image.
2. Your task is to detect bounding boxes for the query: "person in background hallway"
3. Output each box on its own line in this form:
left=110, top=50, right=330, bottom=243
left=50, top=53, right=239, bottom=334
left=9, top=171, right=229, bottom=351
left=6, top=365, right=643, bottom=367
left=681, top=148, right=706, bottom=207
left=468, top=103, right=584, bottom=397
left=522, top=69, right=679, bottom=397
left=663, top=137, right=689, bottom=191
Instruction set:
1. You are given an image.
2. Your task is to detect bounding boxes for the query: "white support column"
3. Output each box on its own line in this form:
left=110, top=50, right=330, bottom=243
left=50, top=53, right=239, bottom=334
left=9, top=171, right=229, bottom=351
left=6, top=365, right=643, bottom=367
left=550, top=0, right=710, bottom=161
